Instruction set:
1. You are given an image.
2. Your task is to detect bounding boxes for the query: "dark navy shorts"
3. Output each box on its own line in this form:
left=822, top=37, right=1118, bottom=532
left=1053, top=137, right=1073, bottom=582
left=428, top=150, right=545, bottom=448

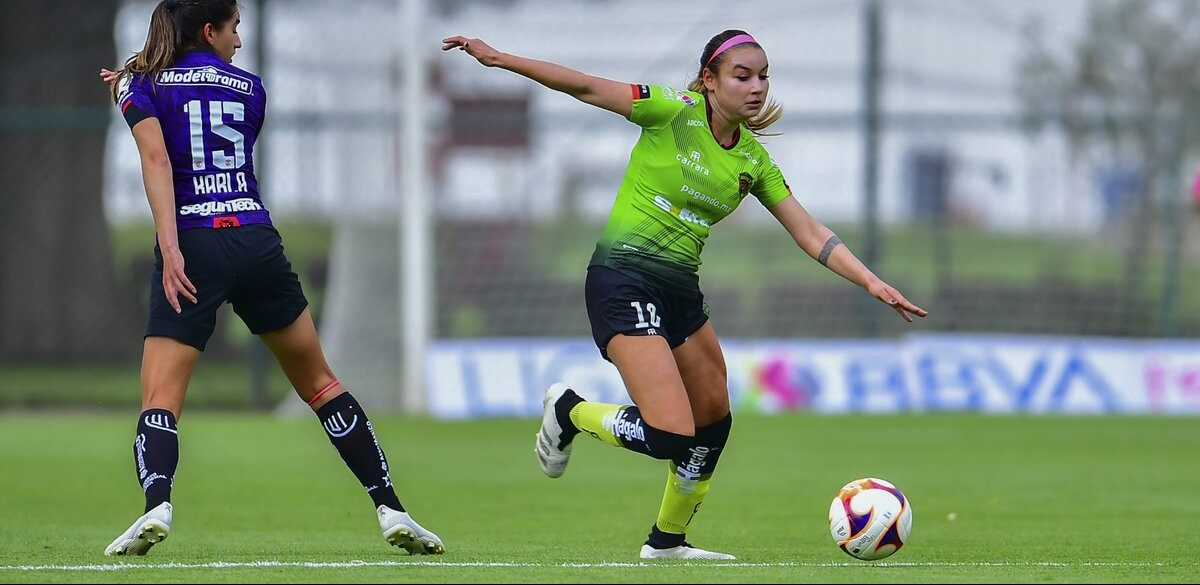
left=584, top=265, right=709, bottom=362
left=146, top=224, right=308, bottom=351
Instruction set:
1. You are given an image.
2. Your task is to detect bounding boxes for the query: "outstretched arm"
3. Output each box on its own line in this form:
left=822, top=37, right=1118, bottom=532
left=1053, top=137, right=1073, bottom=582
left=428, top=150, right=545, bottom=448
left=768, top=196, right=927, bottom=322
left=441, top=36, right=633, bottom=118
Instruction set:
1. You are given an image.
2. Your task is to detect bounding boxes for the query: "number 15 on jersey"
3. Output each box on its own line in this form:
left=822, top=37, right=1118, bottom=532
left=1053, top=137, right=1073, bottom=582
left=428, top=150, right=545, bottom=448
left=182, top=100, right=245, bottom=171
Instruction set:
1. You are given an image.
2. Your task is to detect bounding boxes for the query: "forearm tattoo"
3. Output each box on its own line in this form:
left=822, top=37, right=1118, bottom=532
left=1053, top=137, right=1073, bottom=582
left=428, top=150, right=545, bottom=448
left=818, top=235, right=843, bottom=266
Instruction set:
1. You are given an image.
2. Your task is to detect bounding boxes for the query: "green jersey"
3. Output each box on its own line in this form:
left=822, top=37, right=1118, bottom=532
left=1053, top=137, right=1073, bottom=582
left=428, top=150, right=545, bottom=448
left=589, top=84, right=793, bottom=292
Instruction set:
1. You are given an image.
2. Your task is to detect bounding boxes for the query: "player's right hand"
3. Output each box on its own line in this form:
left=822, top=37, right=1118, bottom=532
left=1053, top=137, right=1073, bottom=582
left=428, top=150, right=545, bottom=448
left=441, top=36, right=502, bottom=67
left=161, top=248, right=198, bottom=314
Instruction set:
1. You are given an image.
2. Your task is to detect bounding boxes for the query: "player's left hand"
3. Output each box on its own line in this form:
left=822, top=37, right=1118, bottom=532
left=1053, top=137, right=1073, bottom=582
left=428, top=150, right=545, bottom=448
left=867, top=280, right=927, bottom=323
left=99, top=68, right=118, bottom=87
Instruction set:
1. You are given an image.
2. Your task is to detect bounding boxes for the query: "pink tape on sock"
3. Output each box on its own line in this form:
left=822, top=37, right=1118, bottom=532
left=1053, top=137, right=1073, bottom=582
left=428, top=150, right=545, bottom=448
left=307, top=379, right=341, bottom=405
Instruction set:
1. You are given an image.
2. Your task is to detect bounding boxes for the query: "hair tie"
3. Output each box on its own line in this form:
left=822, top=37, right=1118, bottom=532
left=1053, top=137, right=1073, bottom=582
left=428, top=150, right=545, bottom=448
left=705, top=34, right=758, bottom=69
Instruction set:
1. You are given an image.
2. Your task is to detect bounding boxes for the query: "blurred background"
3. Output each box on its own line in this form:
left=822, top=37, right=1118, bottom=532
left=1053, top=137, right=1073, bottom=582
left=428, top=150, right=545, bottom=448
left=3, top=0, right=1199, bottom=415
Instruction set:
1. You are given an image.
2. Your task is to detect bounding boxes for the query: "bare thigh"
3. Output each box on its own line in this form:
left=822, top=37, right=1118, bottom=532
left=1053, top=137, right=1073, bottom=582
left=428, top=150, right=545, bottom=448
left=606, top=334, right=694, bottom=436
left=671, top=322, right=730, bottom=427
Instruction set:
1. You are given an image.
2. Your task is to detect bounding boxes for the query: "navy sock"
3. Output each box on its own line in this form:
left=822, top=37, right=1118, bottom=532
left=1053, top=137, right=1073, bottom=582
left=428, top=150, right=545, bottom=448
left=647, top=524, right=688, bottom=549
left=609, top=406, right=693, bottom=461
left=670, top=413, right=732, bottom=483
left=554, top=388, right=585, bottom=445
left=316, top=392, right=404, bottom=512
left=134, top=409, right=178, bottom=513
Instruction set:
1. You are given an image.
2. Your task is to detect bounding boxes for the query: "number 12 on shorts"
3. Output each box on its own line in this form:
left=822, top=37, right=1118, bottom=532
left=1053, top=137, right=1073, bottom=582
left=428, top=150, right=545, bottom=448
left=630, top=301, right=662, bottom=329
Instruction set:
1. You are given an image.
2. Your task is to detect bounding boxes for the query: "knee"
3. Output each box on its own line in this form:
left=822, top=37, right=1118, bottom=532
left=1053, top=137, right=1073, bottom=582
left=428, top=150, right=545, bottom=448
left=687, top=370, right=730, bottom=426
left=692, top=393, right=730, bottom=427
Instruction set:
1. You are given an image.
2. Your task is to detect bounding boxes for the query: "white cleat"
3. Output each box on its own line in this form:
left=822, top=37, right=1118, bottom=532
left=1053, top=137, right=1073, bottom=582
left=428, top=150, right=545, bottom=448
left=534, top=383, right=574, bottom=478
left=104, top=502, right=172, bottom=557
left=378, top=505, right=445, bottom=555
left=639, top=543, right=737, bottom=560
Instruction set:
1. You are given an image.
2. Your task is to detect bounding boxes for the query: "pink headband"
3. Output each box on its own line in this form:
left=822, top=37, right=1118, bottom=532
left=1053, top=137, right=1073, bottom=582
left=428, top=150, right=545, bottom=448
left=705, top=34, right=759, bottom=68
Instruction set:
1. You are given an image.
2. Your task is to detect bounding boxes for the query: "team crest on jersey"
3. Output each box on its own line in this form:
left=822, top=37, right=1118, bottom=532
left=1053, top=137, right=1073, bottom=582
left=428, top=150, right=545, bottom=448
left=737, top=172, right=755, bottom=199
left=678, top=93, right=697, bottom=107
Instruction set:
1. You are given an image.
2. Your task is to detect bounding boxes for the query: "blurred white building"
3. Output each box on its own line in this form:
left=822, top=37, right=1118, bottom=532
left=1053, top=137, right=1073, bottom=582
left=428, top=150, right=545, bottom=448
left=105, top=0, right=1093, bottom=233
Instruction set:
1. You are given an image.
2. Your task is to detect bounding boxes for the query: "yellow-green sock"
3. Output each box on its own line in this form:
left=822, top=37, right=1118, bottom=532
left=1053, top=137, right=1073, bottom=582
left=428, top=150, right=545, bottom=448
left=568, top=401, right=626, bottom=448
left=655, top=463, right=712, bottom=534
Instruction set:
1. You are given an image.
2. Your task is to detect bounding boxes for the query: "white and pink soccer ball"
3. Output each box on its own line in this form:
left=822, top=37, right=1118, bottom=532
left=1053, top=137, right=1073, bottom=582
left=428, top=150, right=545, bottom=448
left=828, top=477, right=913, bottom=560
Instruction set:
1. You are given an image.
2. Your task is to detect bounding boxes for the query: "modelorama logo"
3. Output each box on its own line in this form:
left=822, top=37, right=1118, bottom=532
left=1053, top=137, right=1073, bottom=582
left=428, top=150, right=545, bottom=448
left=158, top=66, right=252, bottom=95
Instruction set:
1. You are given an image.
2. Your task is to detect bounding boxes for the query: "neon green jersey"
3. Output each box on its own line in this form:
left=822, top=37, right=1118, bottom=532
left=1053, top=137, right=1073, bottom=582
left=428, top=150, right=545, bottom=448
left=589, top=84, right=793, bottom=292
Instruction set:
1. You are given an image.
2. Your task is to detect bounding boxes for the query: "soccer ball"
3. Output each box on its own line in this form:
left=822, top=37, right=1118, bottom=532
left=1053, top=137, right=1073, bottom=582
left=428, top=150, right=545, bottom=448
left=828, top=477, right=912, bottom=560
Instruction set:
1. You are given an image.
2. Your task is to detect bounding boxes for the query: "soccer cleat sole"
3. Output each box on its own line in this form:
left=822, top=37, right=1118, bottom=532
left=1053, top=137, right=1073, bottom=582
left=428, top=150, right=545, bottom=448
left=385, top=525, right=445, bottom=555
left=107, top=520, right=170, bottom=556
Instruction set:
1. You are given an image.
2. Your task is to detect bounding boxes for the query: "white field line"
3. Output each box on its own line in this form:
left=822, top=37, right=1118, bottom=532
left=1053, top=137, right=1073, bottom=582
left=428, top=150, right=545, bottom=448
left=0, top=560, right=1186, bottom=572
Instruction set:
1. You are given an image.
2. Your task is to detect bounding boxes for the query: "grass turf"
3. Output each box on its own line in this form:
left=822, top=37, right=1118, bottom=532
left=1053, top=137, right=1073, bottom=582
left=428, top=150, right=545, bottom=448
left=0, top=413, right=1195, bottom=583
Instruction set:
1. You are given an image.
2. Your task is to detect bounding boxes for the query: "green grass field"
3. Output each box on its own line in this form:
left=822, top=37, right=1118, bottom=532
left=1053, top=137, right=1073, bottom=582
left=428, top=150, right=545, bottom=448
left=0, top=413, right=1196, bottom=583
left=0, top=363, right=292, bottom=410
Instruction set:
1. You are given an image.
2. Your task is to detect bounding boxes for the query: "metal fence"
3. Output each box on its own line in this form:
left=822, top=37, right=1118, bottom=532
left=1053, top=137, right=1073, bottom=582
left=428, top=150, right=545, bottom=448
left=4, top=0, right=1199, bottom=408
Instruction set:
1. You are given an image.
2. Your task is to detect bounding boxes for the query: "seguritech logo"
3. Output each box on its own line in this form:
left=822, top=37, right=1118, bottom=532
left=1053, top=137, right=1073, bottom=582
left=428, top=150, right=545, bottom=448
left=179, top=197, right=262, bottom=217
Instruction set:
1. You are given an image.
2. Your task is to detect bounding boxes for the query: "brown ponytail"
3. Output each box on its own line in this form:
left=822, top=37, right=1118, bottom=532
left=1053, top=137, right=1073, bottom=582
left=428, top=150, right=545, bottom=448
left=109, top=0, right=238, bottom=104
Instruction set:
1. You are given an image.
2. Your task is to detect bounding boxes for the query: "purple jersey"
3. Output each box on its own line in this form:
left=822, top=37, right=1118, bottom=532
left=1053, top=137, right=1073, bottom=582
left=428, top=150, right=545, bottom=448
left=118, top=49, right=271, bottom=231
